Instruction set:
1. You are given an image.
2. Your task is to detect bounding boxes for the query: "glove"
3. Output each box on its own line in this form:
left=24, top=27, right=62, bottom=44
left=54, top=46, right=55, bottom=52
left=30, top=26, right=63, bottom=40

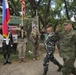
left=11, top=44, right=13, bottom=47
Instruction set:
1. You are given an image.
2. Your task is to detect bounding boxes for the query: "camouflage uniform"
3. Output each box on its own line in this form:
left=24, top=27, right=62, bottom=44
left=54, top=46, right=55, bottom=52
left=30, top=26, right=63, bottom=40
left=30, top=30, right=40, bottom=60
left=58, top=29, right=76, bottom=75
left=17, top=37, right=27, bottom=62
left=43, top=32, right=62, bottom=75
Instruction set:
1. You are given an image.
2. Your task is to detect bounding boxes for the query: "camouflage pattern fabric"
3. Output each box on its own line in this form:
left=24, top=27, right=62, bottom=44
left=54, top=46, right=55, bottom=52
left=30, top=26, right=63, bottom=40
left=58, top=29, right=76, bottom=75
left=59, top=29, right=76, bottom=59
left=30, top=30, right=40, bottom=59
left=43, top=32, right=62, bottom=74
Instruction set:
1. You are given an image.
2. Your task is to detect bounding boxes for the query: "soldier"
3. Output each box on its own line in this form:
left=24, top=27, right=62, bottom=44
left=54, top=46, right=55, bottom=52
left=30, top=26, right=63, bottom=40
left=2, top=31, right=13, bottom=65
left=30, top=26, right=40, bottom=60
left=43, top=25, right=62, bottom=75
left=17, top=26, right=27, bottom=62
left=56, top=20, right=76, bottom=75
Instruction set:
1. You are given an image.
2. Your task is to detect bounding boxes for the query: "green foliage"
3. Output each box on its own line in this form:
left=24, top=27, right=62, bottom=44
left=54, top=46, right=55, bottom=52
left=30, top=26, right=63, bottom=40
left=9, top=0, right=20, bottom=16
left=0, top=0, right=75, bottom=29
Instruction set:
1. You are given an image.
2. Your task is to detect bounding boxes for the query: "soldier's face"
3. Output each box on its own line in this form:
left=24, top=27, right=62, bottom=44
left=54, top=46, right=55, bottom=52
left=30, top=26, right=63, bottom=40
left=64, top=24, right=68, bottom=30
left=33, top=27, right=38, bottom=32
left=64, top=23, right=72, bottom=31
left=46, top=27, right=52, bottom=33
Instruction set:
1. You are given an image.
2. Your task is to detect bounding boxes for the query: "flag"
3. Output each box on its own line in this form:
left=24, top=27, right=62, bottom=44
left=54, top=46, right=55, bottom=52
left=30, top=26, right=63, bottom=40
left=20, top=0, right=26, bottom=19
left=2, top=0, right=10, bottom=38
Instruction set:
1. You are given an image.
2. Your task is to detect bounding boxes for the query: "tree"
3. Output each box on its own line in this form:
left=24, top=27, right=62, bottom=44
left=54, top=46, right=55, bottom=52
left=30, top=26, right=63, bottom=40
left=64, top=0, right=70, bottom=20
left=28, top=0, right=52, bottom=27
left=9, top=0, right=20, bottom=16
left=0, top=0, right=75, bottom=29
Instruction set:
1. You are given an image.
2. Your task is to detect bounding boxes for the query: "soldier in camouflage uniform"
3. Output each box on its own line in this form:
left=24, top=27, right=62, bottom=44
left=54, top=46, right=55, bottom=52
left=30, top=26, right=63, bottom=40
left=17, top=26, right=27, bottom=62
left=56, top=20, right=76, bottom=75
left=30, top=26, right=40, bottom=60
left=43, top=25, right=62, bottom=75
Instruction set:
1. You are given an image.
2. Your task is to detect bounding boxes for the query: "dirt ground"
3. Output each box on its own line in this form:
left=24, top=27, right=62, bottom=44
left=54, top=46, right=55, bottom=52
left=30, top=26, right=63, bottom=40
left=0, top=51, right=76, bottom=75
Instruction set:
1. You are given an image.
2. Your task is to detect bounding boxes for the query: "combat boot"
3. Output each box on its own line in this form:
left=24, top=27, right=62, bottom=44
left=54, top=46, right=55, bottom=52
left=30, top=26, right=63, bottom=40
left=43, top=70, right=47, bottom=75
left=7, top=58, right=11, bottom=64
left=52, top=57, right=62, bottom=72
left=3, top=59, right=7, bottom=65
left=72, top=70, right=76, bottom=75
left=57, top=65, right=63, bottom=72
left=72, top=72, right=76, bottom=75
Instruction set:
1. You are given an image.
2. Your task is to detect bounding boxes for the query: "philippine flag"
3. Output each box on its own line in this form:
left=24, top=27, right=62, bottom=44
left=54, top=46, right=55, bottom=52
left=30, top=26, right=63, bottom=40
left=2, top=0, right=10, bottom=38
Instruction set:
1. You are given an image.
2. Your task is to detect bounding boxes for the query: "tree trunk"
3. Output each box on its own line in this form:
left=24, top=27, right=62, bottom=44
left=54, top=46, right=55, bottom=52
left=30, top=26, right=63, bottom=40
left=64, top=0, right=70, bottom=20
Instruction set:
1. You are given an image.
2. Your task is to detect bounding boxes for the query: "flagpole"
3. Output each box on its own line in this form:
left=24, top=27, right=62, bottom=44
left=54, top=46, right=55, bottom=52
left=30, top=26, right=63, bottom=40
left=20, top=0, right=26, bottom=38
left=21, top=17, right=24, bottom=38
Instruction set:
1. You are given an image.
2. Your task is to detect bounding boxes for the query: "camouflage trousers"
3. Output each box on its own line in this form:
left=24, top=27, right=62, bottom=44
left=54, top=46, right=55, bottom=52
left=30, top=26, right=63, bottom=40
left=62, top=58, right=76, bottom=75
left=17, top=43, right=26, bottom=59
left=43, top=50, right=61, bottom=72
left=32, top=43, right=39, bottom=59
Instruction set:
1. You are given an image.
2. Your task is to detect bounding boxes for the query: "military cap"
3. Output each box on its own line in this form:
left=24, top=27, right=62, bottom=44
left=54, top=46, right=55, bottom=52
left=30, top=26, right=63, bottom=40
left=46, top=24, right=52, bottom=28
left=64, top=20, right=72, bottom=26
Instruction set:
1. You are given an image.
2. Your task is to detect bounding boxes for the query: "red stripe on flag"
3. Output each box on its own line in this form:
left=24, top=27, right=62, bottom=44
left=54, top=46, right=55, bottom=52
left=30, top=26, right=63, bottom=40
left=20, top=0, right=26, bottom=18
left=2, top=0, right=10, bottom=38
left=2, top=17, right=8, bottom=37
left=6, top=8, right=10, bottom=23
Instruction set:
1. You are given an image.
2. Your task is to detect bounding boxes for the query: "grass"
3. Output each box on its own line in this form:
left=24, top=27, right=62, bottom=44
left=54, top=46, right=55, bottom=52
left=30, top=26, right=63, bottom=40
left=0, top=41, right=45, bottom=63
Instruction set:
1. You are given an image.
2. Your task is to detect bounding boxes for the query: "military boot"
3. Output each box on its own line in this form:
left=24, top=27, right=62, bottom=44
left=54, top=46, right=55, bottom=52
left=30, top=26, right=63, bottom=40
left=43, top=70, right=47, bottom=75
left=57, top=64, right=63, bottom=72
left=3, top=59, right=7, bottom=65
left=53, top=59, right=62, bottom=72
left=72, top=70, right=76, bottom=75
left=7, top=58, right=11, bottom=64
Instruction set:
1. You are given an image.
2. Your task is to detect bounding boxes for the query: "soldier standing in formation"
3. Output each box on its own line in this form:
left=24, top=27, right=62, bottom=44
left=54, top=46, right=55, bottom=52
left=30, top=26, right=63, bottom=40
left=56, top=20, right=76, bottom=75
left=43, top=25, right=62, bottom=75
left=30, top=26, right=40, bottom=60
left=17, top=26, right=27, bottom=62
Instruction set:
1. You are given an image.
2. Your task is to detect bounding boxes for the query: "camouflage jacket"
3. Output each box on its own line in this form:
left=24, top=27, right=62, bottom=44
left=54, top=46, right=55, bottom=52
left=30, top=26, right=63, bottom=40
left=30, top=30, right=40, bottom=44
left=44, top=32, right=58, bottom=51
left=58, top=29, right=76, bottom=58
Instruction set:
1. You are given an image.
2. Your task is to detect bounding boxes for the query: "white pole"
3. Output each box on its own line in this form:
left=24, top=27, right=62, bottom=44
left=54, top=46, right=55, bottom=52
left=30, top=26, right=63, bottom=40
left=21, top=17, right=24, bottom=38
left=36, top=10, right=39, bottom=30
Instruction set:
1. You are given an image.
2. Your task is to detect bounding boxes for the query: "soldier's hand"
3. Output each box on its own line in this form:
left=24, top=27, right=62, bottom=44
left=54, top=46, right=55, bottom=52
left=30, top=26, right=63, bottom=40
left=11, top=44, right=13, bottom=47
left=34, top=42, right=37, bottom=44
left=26, top=42, right=27, bottom=45
left=56, top=26, right=61, bottom=32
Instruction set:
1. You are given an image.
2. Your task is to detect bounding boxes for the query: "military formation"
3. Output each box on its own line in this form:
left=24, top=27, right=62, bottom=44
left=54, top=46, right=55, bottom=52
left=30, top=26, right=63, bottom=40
left=0, top=20, right=76, bottom=75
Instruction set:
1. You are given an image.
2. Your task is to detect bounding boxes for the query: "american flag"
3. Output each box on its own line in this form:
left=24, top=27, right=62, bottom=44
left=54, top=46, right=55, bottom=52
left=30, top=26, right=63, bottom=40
left=20, top=0, right=26, bottom=19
